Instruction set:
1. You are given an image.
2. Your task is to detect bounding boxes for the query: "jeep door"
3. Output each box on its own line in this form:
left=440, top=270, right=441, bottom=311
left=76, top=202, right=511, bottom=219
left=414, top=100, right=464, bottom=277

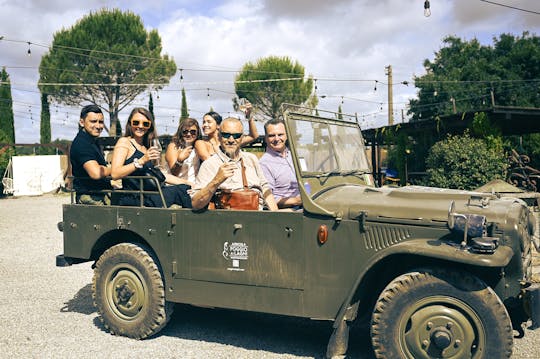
left=175, top=209, right=304, bottom=290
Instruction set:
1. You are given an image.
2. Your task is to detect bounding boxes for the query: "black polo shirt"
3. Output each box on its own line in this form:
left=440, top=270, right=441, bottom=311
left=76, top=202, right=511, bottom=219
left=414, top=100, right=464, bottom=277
left=70, top=129, right=112, bottom=194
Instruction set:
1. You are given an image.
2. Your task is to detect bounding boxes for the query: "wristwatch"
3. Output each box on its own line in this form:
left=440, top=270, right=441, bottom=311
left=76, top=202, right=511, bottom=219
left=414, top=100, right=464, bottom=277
left=133, top=158, right=143, bottom=169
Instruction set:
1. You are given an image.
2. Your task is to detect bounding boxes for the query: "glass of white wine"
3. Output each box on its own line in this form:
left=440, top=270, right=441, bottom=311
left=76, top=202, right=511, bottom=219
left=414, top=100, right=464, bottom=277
left=238, top=98, right=249, bottom=113
left=151, top=138, right=162, bottom=168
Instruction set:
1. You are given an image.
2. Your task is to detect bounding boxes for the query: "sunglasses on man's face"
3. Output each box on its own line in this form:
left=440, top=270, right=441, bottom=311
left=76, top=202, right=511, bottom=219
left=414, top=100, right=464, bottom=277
left=182, top=129, right=197, bottom=136
left=131, top=119, right=151, bottom=128
left=221, top=132, right=243, bottom=140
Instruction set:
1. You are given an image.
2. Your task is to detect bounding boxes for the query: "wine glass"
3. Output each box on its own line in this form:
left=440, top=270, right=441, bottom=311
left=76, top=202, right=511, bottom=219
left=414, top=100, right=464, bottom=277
left=151, top=138, right=162, bottom=167
left=238, top=98, right=249, bottom=113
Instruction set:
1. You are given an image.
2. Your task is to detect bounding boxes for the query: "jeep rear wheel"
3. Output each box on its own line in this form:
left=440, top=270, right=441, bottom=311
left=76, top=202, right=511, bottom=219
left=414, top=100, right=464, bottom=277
left=371, top=268, right=513, bottom=359
left=92, top=243, right=173, bottom=339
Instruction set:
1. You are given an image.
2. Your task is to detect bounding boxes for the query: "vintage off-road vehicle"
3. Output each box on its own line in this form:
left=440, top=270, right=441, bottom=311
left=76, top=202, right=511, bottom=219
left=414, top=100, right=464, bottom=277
left=58, top=106, right=540, bottom=358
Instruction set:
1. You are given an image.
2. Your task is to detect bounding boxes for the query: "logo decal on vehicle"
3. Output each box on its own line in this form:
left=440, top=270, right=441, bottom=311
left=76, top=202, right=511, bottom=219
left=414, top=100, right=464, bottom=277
left=223, top=241, right=248, bottom=272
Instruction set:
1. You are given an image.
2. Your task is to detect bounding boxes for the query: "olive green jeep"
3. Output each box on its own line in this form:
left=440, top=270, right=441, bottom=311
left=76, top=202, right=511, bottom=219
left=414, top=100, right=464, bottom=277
left=57, top=106, right=540, bottom=358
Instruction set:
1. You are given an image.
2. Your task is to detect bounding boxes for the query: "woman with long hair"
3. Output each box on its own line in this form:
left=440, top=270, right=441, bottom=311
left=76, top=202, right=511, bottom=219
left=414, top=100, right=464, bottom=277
left=111, top=107, right=191, bottom=208
left=165, top=117, right=201, bottom=185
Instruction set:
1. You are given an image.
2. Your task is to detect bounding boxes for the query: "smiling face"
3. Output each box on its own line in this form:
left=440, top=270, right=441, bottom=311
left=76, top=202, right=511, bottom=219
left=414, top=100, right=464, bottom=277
left=202, top=114, right=218, bottom=136
left=130, top=112, right=152, bottom=139
left=265, top=122, right=287, bottom=154
left=182, top=124, right=199, bottom=145
left=219, top=118, right=244, bottom=159
left=79, top=111, right=105, bottom=138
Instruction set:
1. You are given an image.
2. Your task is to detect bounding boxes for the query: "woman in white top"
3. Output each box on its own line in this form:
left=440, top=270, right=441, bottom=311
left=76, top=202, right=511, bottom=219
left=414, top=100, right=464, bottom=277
left=166, top=118, right=201, bottom=185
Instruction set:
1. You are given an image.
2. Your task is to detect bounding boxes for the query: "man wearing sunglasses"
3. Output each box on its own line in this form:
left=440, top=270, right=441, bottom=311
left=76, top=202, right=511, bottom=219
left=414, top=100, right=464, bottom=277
left=70, top=104, right=112, bottom=205
left=259, top=119, right=302, bottom=209
left=191, top=117, right=278, bottom=211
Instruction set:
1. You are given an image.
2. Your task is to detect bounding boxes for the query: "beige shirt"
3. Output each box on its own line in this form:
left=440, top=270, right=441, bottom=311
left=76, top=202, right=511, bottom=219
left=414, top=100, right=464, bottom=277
left=193, top=149, right=270, bottom=208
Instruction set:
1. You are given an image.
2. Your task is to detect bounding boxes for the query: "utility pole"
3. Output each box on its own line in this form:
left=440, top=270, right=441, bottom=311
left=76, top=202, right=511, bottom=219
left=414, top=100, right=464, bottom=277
left=385, top=65, right=394, bottom=125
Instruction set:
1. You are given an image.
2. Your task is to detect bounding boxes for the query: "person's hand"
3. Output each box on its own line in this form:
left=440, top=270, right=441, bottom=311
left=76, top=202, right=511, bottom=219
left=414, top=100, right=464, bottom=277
left=178, top=146, right=193, bottom=162
left=144, top=146, right=160, bottom=163
left=215, top=162, right=236, bottom=183
left=244, top=102, right=253, bottom=119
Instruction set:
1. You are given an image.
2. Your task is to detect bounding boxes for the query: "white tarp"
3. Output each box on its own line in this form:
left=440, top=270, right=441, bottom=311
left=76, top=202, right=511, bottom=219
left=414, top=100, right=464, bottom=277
left=11, top=155, right=65, bottom=196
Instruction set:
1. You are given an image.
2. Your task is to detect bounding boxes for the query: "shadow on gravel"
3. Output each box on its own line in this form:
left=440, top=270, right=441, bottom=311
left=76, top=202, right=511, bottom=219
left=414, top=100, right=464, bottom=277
left=60, top=283, right=96, bottom=315
left=158, top=304, right=375, bottom=359
left=65, top=284, right=375, bottom=358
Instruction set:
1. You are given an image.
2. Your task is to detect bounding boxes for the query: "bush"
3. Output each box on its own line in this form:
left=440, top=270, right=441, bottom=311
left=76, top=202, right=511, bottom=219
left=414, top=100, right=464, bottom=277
left=425, top=133, right=507, bottom=190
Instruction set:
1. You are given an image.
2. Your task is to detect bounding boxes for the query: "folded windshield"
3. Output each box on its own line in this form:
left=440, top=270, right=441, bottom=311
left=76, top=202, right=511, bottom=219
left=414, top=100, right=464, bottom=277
left=288, top=118, right=371, bottom=175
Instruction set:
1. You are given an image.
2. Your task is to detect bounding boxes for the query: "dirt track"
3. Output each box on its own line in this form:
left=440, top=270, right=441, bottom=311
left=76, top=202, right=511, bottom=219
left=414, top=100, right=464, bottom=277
left=0, top=193, right=539, bottom=358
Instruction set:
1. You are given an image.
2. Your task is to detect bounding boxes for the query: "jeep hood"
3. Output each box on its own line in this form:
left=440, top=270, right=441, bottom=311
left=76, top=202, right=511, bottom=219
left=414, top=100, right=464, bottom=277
left=313, top=184, right=520, bottom=223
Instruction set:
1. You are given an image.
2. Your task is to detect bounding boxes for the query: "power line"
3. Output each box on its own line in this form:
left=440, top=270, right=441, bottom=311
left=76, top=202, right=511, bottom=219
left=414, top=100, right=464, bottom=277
left=479, top=0, right=540, bottom=15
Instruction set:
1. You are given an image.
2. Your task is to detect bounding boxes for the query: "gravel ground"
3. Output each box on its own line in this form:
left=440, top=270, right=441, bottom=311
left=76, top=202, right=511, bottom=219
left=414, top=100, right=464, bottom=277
left=0, top=193, right=539, bottom=358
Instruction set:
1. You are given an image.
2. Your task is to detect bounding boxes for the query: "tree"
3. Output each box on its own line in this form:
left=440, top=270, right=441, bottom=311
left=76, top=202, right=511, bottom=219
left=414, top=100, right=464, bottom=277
left=148, top=93, right=154, bottom=119
left=180, top=88, right=189, bottom=120
left=424, top=132, right=507, bottom=190
left=234, top=56, right=314, bottom=120
left=39, top=9, right=177, bottom=136
left=39, top=93, right=53, bottom=154
left=0, top=67, right=15, bottom=143
left=408, top=33, right=540, bottom=121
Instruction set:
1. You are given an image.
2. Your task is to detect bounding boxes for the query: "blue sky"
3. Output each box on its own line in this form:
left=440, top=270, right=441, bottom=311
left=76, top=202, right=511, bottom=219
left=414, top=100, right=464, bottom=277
left=1, top=0, right=539, bottom=143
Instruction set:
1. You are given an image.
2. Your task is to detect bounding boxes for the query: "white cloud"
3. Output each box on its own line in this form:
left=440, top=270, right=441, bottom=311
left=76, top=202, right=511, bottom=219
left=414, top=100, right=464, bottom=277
left=1, top=0, right=539, bottom=142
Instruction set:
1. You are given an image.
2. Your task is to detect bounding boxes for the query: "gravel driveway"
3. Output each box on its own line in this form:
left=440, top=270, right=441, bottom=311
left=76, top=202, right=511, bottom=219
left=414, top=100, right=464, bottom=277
left=0, top=194, right=538, bottom=358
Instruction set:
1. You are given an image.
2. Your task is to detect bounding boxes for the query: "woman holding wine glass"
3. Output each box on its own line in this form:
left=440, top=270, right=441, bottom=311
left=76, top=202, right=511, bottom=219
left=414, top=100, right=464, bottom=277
left=111, top=107, right=192, bottom=208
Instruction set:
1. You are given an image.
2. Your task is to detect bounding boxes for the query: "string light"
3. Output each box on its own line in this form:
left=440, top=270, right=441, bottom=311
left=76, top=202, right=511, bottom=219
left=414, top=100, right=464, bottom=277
left=424, top=0, right=431, bottom=17
left=27, top=42, right=31, bottom=56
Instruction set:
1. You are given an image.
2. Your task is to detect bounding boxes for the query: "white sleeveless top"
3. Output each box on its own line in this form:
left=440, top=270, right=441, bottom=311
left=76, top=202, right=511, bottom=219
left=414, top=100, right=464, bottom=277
left=178, top=149, right=199, bottom=183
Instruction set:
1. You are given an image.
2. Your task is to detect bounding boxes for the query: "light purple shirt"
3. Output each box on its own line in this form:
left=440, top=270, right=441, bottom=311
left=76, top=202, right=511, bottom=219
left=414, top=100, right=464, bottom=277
left=259, top=148, right=300, bottom=201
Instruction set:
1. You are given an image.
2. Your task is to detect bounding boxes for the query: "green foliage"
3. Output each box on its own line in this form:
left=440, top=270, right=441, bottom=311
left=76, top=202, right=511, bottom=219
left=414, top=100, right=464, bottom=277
left=0, top=67, right=15, bottom=143
left=425, top=133, right=507, bottom=190
left=148, top=93, right=154, bottom=118
left=234, top=56, right=314, bottom=120
left=180, top=88, right=189, bottom=120
left=409, top=33, right=540, bottom=121
left=0, top=131, right=14, bottom=171
left=508, top=133, right=540, bottom=170
left=39, top=93, right=54, bottom=155
left=39, top=8, right=177, bottom=135
left=385, top=131, right=411, bottom=184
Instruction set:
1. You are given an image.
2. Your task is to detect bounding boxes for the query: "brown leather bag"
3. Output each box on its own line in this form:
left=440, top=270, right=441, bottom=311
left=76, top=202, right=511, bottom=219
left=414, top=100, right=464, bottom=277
left=213, top=158, right=259, bottom=210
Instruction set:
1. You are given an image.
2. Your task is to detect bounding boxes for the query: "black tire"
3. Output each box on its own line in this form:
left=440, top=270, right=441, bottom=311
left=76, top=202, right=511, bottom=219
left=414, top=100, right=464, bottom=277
left=371, top=268, right=513, bottom=359
left=92, top=243, right=173, bottom=339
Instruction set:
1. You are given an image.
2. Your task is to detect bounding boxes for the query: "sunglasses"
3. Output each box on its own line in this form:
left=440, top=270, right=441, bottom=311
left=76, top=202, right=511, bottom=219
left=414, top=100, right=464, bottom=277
left=221, top=132, right=243, bottom=140
left=182, top=129, right=197, bottom=136
left=131, top=119, right=151, bottom=128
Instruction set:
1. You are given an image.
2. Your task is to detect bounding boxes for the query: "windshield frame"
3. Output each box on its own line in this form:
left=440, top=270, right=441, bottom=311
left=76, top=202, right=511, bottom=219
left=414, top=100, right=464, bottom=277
left=283, top=107, right=374, bottom=218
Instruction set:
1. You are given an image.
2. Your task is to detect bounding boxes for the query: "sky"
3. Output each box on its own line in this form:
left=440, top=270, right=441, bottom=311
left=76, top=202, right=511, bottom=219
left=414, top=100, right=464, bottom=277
left=1, top=0, right=539, bottom=144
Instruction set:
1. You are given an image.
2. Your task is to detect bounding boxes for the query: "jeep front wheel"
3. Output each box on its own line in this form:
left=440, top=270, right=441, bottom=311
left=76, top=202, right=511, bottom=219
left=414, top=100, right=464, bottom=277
left=92, top=243, right=173, bottom=339
left=371, top=268, right=513, bottom=359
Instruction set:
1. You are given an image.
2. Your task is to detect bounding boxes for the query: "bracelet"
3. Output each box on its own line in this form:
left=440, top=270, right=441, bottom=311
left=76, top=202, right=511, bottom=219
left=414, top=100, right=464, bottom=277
left=133, top=158, right=143, bottom=169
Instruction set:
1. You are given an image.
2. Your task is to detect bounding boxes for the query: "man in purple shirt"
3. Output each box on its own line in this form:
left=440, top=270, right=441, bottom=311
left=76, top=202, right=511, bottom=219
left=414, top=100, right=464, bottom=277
left=259, top=119, right=302, bottom=209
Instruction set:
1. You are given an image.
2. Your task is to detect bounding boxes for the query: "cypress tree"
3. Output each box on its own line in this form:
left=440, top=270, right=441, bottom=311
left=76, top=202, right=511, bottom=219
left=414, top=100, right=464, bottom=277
left=40, top=93, right=52, bottom=154
left=0, top=67, right=15, bottom=143
left=180, top=88, right=189, bottom=120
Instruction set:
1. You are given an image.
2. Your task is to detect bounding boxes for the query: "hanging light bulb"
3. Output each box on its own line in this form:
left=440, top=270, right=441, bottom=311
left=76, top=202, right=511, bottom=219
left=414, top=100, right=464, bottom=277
left=180, top=69, right=184, bottom=81
left=27, top=42, right=31, bottom=56
left=424, top=0, right=431, bottom=17
left=374, top=80, right=378, bottom=92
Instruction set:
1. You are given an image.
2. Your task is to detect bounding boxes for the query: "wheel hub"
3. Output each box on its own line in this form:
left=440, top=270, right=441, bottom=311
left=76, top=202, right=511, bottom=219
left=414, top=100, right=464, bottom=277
left=107, top=268, right=146, bottom=319
left=404, top=304, right=476, bottom=358
left=431, top=327, right=452, bottom=349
